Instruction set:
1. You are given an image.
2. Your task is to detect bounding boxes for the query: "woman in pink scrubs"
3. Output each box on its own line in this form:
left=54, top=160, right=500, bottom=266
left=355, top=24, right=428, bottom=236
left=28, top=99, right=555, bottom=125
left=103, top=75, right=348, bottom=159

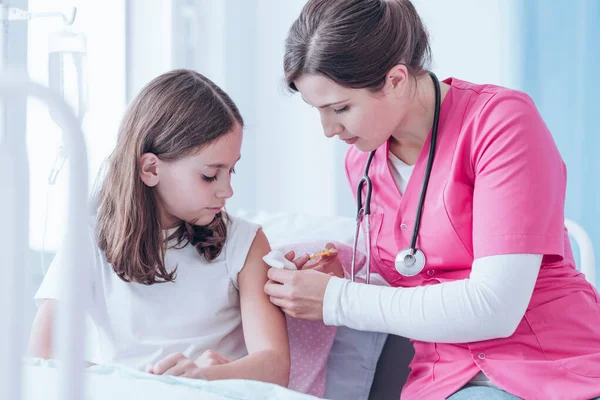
left=264, top=0, right=600, bottom=399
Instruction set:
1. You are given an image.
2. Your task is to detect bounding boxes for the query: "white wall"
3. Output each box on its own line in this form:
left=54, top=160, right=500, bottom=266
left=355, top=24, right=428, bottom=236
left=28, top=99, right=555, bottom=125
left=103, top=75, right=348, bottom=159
left=182, top=0, right=348, bottom=217
left=413, top=0, right=522, bottom=89
left=126, top=0, right=174, bottom=101
left=22, top=1, right=524, bottom=241
left=211, top=0, right=523, bottom=218
left=128, top=0, right=524, bottom=219
left=252, top=0, right=344, bottom=217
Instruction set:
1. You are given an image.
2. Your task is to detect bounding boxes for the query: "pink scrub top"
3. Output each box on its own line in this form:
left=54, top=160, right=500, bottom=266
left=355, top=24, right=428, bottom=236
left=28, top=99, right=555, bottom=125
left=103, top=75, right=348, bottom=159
left=345, top=78, right=600, bottom=400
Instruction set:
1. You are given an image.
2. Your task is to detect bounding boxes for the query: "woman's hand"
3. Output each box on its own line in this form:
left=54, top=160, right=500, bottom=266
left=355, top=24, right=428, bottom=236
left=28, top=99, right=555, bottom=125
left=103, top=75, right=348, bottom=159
left=264, top=249, right=336, bottom=321
left=295, top=243, right=345, bottom=278
left=306, top=243, right=345, bottom=278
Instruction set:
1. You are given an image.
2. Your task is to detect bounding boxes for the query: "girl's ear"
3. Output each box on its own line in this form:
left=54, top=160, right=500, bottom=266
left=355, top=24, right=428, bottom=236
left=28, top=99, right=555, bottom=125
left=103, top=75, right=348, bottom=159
left=139, top=153, right=160, bottom=187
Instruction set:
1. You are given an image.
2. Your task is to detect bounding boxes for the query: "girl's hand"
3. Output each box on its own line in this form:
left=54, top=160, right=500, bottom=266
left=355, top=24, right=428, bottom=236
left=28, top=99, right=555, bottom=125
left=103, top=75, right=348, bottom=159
left=147, top=352, right=210, bottom=379
left=194, top=350, right=231, bottom=368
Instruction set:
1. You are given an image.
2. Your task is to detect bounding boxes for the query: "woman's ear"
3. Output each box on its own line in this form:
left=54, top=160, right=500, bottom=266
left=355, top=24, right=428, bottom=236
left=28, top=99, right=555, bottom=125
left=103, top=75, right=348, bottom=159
left=139, top=153, right=160, bottom=187
left=385, top=64, right=409, bottom=94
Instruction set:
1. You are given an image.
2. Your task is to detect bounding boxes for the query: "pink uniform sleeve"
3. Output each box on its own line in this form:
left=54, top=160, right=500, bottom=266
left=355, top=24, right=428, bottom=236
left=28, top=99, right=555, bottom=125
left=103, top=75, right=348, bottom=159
left=472, top=90, right=566, bottom=261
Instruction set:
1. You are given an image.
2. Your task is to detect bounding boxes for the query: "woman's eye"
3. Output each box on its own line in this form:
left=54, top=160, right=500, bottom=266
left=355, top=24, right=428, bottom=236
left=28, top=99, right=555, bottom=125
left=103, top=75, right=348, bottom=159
left=230, top=167, right=236, bottom=175
left=202, top=175, right=218, bottom=182
left=333, top=106, right=349, bottom=114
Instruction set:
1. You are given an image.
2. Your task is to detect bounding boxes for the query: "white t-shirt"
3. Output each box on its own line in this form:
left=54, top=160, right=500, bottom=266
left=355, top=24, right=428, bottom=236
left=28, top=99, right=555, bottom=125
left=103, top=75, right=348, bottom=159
left=387, top=151, right=414, bottom=195
left=35, top=213, right=260, bottom=370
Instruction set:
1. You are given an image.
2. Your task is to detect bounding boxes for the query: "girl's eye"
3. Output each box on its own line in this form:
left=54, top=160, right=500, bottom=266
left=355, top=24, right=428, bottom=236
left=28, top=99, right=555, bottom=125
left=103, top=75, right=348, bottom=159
left=230, top=167, right=236, bottom=175
left=333, top=106, right=349, bottom=114
left=202, top=175, right=218, bottom=182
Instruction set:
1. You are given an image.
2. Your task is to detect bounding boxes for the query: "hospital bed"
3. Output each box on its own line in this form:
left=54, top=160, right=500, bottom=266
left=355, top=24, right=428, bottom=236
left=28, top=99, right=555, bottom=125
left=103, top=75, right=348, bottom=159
left=1, top=69, right=596, bottom=400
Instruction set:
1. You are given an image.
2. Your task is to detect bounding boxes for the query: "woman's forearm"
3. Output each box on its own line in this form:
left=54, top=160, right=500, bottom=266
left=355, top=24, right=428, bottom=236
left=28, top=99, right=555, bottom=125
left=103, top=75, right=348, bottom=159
left=323, top=254, right=542, bottom=343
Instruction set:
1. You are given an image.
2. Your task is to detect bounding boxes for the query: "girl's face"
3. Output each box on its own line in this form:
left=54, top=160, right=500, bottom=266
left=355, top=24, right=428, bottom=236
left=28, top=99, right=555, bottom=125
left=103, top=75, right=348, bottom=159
left=141, top=126, right=242, bottom=229
left=294, top=73, right=409, bottom=152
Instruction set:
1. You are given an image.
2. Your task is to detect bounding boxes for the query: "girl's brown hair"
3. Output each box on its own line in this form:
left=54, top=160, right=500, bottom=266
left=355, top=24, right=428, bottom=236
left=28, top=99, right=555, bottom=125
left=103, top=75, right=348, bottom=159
left=96, top=69, right=243, bottom=285
left=284, top=0, right=431, bottom=92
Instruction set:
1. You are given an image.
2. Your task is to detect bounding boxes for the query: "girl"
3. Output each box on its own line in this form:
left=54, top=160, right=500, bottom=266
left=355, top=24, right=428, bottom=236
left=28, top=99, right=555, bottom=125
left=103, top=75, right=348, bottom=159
left=28, top=69, right=290, bottom=386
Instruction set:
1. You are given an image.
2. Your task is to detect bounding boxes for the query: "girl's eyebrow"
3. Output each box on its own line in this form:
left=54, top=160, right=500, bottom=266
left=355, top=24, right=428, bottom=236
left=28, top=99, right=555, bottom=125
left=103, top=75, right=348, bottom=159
left=205, top=156, right=241, bottom=168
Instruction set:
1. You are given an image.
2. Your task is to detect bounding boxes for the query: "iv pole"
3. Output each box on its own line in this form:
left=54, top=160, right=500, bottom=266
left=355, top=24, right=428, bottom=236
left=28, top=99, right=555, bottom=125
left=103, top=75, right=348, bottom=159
left=0, top=3, right=90, bottom=400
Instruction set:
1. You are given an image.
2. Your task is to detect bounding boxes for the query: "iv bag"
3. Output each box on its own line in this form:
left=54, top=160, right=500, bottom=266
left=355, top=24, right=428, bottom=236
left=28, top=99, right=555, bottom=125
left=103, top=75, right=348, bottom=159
left=48, top=30, right=88, bottom=124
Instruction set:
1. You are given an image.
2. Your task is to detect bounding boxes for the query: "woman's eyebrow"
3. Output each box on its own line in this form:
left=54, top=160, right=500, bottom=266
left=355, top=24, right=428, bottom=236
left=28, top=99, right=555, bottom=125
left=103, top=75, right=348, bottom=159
left=302, top=97, right=349, bottom=109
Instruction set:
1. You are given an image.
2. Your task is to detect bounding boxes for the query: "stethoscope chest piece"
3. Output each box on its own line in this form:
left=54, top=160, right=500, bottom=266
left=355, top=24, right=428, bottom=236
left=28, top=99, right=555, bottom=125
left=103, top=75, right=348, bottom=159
left=395, top=248, right=426, bottom=276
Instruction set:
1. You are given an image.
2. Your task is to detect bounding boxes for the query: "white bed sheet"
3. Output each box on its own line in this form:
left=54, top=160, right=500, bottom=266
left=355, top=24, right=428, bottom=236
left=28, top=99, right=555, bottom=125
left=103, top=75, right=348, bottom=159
left=22, top=359, right=321, bottom=400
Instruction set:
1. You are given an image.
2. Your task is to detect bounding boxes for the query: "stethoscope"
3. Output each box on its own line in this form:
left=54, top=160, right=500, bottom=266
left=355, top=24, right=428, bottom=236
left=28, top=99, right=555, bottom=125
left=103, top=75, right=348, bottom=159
left=350, top=71, right=441, bottom=283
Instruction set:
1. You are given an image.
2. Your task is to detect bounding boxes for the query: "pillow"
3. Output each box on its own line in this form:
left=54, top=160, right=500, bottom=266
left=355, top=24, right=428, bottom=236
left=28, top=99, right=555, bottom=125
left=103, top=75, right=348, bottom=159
left=231, top=209, right=357, bottom=247
left=271, top=239, right=386, bottom=400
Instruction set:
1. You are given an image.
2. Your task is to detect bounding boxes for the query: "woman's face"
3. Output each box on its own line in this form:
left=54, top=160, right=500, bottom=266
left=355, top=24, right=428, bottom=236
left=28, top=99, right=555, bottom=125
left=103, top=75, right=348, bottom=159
left=294, top=73, right=409, bottom=152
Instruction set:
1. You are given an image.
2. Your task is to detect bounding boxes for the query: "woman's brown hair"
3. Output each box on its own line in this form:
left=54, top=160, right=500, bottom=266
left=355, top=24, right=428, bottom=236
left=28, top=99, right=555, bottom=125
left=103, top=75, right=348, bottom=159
left=284, top=0, right=431, bottom=92
left=96, top=69, right=243, bottom=285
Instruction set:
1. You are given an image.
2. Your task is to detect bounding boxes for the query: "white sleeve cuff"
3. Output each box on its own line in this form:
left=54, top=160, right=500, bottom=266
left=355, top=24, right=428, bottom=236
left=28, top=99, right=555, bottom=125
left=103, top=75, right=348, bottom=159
left=323, top=276, right=346, bottom=326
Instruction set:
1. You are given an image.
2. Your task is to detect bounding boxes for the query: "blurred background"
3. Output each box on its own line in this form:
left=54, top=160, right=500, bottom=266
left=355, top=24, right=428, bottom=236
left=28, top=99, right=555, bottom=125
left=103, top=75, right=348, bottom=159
left=3, top=0, right=599, bottom=334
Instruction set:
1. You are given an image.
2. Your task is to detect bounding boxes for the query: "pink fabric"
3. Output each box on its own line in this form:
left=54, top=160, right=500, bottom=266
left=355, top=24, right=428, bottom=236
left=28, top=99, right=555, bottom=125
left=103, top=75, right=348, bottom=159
left=273, top=241, right=365, bottom=397
left=285, top=317, right=335, bottom=397
left=344, top=78, right=600, bottom=400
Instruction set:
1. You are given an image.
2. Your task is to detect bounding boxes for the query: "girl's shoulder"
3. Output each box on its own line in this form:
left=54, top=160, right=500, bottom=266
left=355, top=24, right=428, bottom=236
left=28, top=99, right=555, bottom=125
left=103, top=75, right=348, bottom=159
left=222, top=212, right=262, bottom=289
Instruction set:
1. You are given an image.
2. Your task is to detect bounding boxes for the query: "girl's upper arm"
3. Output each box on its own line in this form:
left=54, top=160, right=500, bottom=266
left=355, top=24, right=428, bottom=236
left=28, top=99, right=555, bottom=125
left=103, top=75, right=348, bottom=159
left=27, top=299, right=57, bottom=358
left=237, top=229, right=289, bottom=355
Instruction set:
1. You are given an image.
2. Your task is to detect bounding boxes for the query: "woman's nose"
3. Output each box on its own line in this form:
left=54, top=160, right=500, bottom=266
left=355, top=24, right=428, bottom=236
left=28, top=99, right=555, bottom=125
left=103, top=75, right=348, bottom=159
left=322, top=118, right=343, bottom=139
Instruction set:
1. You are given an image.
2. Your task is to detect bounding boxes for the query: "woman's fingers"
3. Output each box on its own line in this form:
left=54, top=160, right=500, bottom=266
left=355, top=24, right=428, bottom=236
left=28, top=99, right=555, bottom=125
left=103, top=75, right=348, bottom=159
left=267, top=266, right=297, bottom=284
left=302, top=246, right=339, bottom=271
left=321, top=243, right=339, bottom=258
left=269, top=296, right=293, bottom=310
left=292, top=253, right=311, bottom=269
left=281, top=245, right=339, bottom=271
left=264, top=280, right=289, bottom=298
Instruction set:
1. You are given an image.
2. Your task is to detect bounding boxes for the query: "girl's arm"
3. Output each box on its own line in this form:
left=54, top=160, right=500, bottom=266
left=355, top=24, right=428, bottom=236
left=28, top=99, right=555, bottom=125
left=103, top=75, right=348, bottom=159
left=201, top=229, right=290, bottom=386
left=27, top=299, right=56, bottom=359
